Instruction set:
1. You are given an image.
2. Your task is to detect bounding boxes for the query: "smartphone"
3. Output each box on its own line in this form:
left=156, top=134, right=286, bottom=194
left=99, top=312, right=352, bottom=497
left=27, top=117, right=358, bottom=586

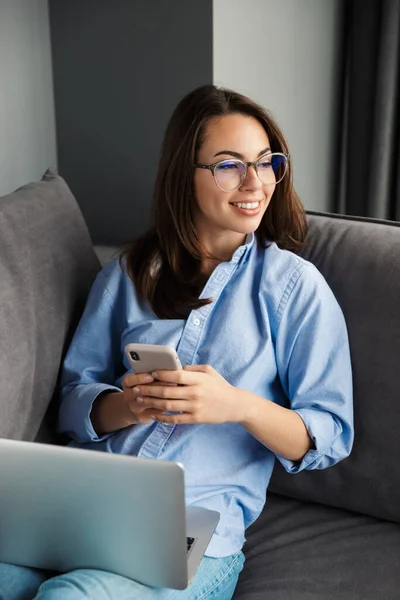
left=125, top=343, right=182, bottom=375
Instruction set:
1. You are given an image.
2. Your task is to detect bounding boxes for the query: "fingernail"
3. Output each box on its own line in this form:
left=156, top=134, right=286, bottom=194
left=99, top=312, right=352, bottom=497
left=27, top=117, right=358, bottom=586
left=136, top=397, right=143, bottom=403
left=151, top=371, right=158, bottom=378
left=144, top=375, right=153, bottom=382
left=133, top=387, right=140, bottom=393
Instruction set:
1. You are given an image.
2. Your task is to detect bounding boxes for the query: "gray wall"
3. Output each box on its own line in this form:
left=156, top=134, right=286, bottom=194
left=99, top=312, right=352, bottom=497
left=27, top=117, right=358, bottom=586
left=0, top=1, right=343, bottom=236
left=213, top=0, right=344, bottom=213
left=49, top=0, right=213, bottom=246
left=0, top=0, right=57, bottom=197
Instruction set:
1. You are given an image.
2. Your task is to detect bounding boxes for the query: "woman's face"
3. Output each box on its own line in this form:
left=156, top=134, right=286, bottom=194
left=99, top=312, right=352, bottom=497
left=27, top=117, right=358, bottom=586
left=193, top=113, right=276, bottom=248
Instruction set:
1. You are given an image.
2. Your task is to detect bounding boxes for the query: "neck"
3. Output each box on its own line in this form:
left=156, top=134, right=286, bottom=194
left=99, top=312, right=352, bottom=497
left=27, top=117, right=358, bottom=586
left=199, top=232, right=247, bottom=275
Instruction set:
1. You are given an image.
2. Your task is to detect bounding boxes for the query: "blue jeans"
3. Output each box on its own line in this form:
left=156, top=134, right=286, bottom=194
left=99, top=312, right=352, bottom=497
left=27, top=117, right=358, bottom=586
left=0, top=552, right=244, bottom=599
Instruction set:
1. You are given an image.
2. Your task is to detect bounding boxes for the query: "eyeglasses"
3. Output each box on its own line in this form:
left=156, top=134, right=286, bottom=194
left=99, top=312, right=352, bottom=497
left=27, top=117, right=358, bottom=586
left=194, top=152, right=289, bottom=192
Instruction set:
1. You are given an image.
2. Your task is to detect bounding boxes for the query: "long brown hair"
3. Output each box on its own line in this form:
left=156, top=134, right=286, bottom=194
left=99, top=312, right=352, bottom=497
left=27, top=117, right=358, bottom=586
left=120, top=85, right=307, bottom=319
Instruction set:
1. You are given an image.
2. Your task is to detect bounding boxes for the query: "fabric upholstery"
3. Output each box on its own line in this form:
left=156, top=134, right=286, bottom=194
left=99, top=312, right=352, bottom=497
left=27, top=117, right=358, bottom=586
left=234, top=492, right=400, bottom=599
left=269, top=212, right=400, bottom=524
left=0, top=169, right=100, bottom=442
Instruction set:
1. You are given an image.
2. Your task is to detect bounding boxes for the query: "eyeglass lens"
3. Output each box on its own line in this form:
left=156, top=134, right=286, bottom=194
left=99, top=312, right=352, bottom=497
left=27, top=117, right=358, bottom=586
left=214, top=154, right=287, bottom=191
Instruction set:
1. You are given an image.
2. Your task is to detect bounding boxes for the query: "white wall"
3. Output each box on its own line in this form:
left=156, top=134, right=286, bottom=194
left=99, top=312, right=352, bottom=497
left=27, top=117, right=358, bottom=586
left=213, top=0, right=343, bottom=212
left=0, top=0, right=57, bottom=197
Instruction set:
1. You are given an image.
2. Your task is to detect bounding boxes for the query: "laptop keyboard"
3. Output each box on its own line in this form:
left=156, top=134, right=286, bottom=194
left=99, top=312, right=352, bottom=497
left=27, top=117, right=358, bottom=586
left=187, top=537, right=195, bottom=553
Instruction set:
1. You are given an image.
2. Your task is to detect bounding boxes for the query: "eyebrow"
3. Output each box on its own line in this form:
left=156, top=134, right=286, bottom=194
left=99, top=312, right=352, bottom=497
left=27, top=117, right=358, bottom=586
left=214, top=147, right=271, bottom=159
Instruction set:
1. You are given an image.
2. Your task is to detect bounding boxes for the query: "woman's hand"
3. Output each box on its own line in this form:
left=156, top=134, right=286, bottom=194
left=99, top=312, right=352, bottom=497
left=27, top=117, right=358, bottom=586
left=132, top=365, right=245, bottom=425
left=121, top=372, right=162, bottom=425
left=91, top=372, right=163, bottom=434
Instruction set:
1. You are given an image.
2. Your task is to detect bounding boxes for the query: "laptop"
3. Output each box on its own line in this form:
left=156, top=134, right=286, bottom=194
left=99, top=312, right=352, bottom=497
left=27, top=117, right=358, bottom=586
left=0, top=438, right=219, bottom=589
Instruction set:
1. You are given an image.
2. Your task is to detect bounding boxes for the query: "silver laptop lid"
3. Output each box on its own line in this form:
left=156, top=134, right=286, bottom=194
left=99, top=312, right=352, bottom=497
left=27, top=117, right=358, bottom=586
left=0, top=438, right=192, bottom=588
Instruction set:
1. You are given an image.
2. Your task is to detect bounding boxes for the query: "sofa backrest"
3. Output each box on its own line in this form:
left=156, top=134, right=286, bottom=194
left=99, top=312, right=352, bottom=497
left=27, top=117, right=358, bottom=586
left=269, top=212, right=400, bottom=524
left=0, top=170, right=100, bottom=442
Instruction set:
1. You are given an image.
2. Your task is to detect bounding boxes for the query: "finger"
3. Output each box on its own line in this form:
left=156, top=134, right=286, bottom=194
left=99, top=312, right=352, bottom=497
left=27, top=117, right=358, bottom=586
left=127, top=401, right=165, bottom=417
left=123, top=372, right=154, bottom=389
left=140, top=399, right=191, bottom=413
left=134, top=384, right=186, bottom=399
left=150, top=369, right=200, bottom=385
left=151, top=412, right=194, bottom=425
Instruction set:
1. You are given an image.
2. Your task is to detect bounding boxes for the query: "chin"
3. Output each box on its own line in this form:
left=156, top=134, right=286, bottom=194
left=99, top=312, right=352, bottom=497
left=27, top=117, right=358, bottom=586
left=230, top=216, right=264, bottom=235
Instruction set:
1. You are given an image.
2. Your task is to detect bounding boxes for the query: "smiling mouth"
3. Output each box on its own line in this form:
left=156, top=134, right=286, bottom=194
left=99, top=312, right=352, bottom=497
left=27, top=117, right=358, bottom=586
left=229, top=201, right=262, bottom=209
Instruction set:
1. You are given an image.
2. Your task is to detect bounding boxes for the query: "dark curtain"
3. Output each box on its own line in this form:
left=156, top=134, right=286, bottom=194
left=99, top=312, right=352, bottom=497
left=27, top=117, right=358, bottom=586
left=337, top=0, right=400, bottom=220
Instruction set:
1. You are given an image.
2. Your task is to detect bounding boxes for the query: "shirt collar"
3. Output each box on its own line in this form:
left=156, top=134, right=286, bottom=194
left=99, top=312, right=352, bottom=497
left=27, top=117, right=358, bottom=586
left=231, top=232, right=255, bottom=263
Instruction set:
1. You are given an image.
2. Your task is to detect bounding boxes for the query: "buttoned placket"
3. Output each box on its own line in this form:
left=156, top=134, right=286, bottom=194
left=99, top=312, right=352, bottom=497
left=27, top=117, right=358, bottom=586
left=137, top=243, right=250, bottom=460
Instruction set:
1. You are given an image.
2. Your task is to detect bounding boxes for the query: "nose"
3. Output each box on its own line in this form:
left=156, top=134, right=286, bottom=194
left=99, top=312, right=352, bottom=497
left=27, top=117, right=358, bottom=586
left=240, top=163, right=262, bottom=191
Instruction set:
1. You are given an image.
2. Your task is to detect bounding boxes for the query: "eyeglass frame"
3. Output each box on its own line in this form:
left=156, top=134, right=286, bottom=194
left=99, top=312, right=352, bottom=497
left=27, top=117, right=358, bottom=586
left=194, top=152, right=290, bottom=192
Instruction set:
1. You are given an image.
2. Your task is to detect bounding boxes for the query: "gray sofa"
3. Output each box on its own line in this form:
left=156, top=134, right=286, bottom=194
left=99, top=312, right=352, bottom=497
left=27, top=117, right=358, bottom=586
left=1, top=170, right=399, bottom=598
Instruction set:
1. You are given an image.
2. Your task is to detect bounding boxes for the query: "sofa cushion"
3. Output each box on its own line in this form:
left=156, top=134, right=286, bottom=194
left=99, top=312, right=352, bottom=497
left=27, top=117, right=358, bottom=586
left=0, top=169, right=100, bottom=442
left=269, top=212, right=400, bottom=524
left=234, top=492, right=400, bottom=599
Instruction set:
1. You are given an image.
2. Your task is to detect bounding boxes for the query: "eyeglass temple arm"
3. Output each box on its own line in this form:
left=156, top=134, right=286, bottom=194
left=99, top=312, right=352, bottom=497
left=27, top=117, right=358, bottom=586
left=194, top=164, right=214, bottom=171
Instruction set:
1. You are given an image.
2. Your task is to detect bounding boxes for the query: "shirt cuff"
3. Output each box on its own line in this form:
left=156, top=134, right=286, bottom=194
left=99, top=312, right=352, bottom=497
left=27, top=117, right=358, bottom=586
left=58, top=383, right=122, bottom=444
left=276, top=408, right=341, bottom=474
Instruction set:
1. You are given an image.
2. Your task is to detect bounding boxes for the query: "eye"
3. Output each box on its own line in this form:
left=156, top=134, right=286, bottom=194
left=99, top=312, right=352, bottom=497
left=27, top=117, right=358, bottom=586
left=216, top=160, right=241, bottom=171
left=258, top=158, right=272, bottom=169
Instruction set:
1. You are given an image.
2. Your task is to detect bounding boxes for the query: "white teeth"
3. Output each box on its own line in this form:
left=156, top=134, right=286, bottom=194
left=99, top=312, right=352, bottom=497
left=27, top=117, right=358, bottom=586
left=232, top=202, right=259, bottom=209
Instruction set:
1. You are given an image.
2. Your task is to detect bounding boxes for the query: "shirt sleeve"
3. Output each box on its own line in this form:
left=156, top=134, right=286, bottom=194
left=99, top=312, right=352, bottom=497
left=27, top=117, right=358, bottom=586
left=274, top=262, right=354, bottom=473
left=58, top=267, right=124, bottom=443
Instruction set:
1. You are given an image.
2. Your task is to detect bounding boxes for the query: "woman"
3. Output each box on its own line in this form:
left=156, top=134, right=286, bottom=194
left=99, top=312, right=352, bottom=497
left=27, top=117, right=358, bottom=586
left=0, top=85, right=353, bottom=599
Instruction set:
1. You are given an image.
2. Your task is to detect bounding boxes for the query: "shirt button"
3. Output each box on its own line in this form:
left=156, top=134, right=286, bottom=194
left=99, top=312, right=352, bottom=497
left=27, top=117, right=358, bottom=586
left=193, top=318, right=200, bottom=326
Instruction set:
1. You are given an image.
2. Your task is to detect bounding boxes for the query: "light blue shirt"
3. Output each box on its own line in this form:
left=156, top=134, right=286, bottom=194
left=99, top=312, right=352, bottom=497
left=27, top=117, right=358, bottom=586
left=59, top=233, right=354, bottom=557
